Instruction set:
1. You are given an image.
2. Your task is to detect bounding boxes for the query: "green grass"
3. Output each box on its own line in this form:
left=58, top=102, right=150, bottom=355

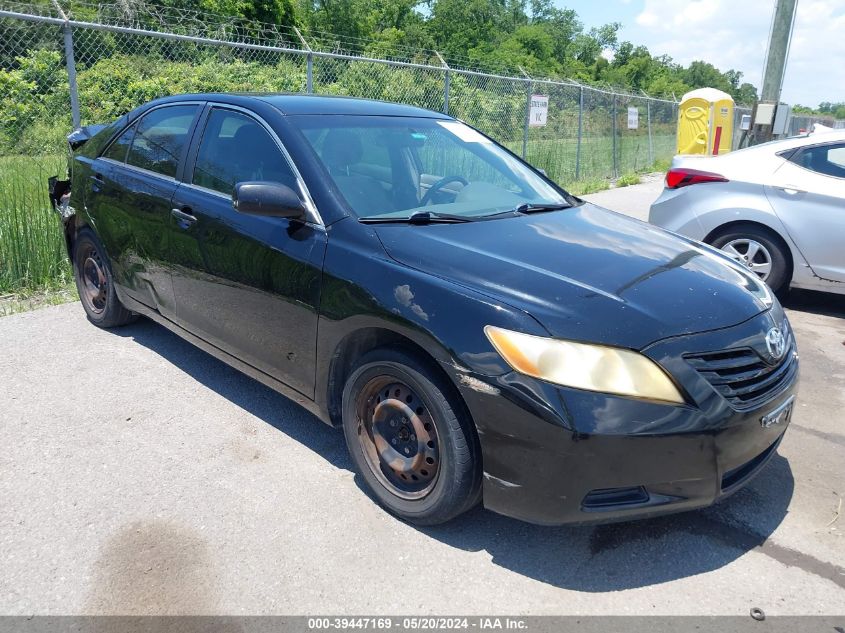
left=651, top=157, right=672, bottom=173
left=567, top=179, right=610, bottom=196
left=0, top=154, right=73, bottom=293
left=0, top=283, right=78, bottom=317
left=504, top=133, right=676, bottom=186
left=615, top=172, right=641, bottom=187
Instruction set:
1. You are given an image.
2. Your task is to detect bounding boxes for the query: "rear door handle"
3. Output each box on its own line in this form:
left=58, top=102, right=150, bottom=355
left=776, top=185, right=806, bottom=195
left=90, top=173, right=104, bottom=192
left=171, top=207, right=198, bottom=229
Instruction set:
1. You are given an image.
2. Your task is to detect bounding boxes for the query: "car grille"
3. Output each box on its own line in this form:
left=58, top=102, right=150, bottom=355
left=684, top=329, right=797, bottom=410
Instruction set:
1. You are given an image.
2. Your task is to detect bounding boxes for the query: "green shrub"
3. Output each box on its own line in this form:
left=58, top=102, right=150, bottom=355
left=615, top=172, right=641, bottom=187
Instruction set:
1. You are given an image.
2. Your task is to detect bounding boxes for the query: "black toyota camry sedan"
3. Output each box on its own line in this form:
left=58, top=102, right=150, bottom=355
left=50, top=93, right=798, bottom=526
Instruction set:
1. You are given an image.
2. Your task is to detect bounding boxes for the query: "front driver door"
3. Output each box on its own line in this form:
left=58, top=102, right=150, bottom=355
left=766, top=141, right=845, bottom=282
left=169, top=105, right=327, bottom=398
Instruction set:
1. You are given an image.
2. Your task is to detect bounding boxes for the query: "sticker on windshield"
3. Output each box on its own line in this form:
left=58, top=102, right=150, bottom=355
left=437, top=120, right=492, bottom=144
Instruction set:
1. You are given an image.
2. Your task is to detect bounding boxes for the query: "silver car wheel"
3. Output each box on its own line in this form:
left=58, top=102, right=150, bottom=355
left=721, top=238, right=773, bottom=281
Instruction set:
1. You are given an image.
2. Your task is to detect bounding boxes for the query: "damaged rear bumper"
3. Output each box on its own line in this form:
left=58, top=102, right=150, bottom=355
left=48, top=176, right=72, bottom=219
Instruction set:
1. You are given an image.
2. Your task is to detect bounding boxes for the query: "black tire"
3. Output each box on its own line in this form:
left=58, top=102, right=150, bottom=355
left=72, top=227, right=136, bottom=328
left=341, top=348, right=481, bottom=525
left=709, top=225, right=791, bottom=294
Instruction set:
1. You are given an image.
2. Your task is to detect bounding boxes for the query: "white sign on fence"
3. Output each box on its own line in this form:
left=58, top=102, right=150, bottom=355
left=627, top=107, right=639, bottom=130
left=529, top=95, right=549, bottom=127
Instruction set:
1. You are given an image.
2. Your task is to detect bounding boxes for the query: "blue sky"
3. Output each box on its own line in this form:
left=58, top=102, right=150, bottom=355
left=558, top=0, right=845, bottom=107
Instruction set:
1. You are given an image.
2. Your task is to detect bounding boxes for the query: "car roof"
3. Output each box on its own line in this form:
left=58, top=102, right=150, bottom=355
left=147, top=93, right=452, bottom=119
left=771, top=129, right=845, bottom=150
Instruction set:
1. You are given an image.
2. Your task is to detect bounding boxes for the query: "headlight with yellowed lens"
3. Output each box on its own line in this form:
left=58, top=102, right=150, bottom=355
left=484, top=326, right=685, bottom=404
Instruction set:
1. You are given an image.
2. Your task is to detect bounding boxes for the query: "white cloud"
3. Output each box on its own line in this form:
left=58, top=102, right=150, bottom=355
left=626, top=0, right=845, bottom=107
left=784, top=0, right=845, bottom=105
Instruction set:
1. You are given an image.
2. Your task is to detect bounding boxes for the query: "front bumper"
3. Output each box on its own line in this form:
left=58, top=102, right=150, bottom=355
left=451, top=309, right=799, bottom=526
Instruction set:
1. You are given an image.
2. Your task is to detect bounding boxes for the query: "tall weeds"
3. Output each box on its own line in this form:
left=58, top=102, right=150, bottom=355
left=0, top=155, right=72, bottom=293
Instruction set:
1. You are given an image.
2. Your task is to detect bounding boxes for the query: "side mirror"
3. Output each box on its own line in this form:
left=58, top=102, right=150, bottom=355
left=232, top=181, right=306, bottom=219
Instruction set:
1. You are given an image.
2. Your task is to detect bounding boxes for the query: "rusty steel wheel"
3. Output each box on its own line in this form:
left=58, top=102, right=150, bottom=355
left=342, top=349, right=481, bottom=525
left=72, top=228, right=136, bottom=328
left=354, top=377, right=440, bottom=500
left=77, top=242, right=108, bottom=315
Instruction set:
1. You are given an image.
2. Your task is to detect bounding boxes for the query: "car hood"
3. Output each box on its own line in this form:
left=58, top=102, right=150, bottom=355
left=374, top=203, right=768, bottom=349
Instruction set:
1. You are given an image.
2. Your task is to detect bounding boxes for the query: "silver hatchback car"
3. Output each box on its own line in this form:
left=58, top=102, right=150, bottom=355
left=649, top=130, right=845, bottom=294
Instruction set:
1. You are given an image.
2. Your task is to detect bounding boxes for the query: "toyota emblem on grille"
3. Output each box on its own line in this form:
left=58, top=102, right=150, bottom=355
left=765, top=327, right=786, bottom=361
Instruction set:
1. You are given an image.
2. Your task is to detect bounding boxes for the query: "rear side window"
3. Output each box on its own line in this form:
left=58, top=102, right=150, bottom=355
left=102, top=123, right=136, bottom=162
left=125, top=105, right=198, bottom=178
left=789, top=142, right=845, bottom=178
left=192, top=108, right=298, bottom=195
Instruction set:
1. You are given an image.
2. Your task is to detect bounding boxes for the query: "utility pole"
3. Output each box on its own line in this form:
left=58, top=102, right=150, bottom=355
left=751, top=0, right=798, bottom=144
left=760, top=0, right=798, bottom=103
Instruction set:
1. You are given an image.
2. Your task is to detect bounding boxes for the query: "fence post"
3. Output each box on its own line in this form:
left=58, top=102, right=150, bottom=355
left=306, top=53, right=313, bottom=93
left=294, top=27, right=313, bottom=94
left=435, top=51, right=449, bottom=115
left=51, top=0, right=81, bottom=129
left=520, top=68, right=532, bottom=160
left=522, top=85, right=532, bottom=159
left=63, top=24, right=81, bottom=129
left=646, top=98, right=653, bottom=166
left=575, top=86, right=583, bottom=181
left=673, top=102, right=679, bottom=152
left=611, top=94, right=618, bottom=179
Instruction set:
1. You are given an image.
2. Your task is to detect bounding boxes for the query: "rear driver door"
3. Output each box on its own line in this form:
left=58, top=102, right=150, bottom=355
left=90, top=103, right=201, bottom=317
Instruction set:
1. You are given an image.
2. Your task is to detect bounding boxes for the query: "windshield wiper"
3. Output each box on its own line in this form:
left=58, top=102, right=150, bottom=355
left=359, top=211, right=475, bottom=225
left=513, top=202, right=572, bottom=214
left=477, top=202, right=572, bottom=219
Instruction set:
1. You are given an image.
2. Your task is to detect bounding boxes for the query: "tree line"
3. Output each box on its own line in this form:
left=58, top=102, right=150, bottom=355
left=89, top=0, right=761, bottom=103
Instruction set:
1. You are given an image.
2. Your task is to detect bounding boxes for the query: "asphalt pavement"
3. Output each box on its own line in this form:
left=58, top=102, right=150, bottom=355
left=1, top=180, right=843, bottom=615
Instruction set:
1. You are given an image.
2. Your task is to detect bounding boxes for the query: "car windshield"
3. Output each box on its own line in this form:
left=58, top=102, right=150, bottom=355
left=289, top=115, right=569, bottom=220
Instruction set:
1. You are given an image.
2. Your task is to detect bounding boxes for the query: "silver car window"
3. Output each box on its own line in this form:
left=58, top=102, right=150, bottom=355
left=790, top=142, right=845, bottom=179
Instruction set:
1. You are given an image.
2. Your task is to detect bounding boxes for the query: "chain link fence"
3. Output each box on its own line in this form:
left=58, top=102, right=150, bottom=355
left=1, top=1, right=788, bottom=293
left=788, top=114, right=845, bottom=135
left=0, top=0, right=768, bottom=189
left=2, top=2, right=672, bottom=187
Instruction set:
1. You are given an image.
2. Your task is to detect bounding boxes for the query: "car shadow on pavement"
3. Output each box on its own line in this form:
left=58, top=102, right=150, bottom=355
left=782, top=288, right=845, bottom=319
left=418, top=454, right=794, bottom=591
left=113, top=317, right=353, bottom=472
left=116, top=316, right=795, bottom=593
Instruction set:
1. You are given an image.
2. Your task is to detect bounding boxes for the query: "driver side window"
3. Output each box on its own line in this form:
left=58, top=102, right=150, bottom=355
left=306, top=126, right=398, bottom=214
left=192, top=109, right=298, bottom=196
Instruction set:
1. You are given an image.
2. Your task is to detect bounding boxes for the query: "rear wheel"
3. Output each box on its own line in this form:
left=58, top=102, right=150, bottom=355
left=73, top=228, right=136, bottom=328
left=341, top=349, right=481, bottom=525
left=709, top=225, right=791, bottom=293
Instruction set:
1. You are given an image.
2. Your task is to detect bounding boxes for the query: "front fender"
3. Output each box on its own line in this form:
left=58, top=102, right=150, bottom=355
left=314, top=219, right=549, bottom=415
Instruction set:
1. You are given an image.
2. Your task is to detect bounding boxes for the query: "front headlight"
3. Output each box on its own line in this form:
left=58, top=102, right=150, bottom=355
left=484, top=326, right=685, bottom=404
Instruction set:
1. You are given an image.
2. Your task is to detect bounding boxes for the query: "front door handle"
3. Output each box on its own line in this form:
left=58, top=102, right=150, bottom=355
left=776, top=185, right=806, bottom=195
left=171, top=207, right=198, bottom=229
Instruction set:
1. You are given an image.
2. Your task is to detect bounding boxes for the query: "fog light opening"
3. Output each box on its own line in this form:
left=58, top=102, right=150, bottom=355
left=581, top=486, right=650, bottom=510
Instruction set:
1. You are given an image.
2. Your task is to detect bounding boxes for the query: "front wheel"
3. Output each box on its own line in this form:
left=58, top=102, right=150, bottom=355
left=341, top=349, right=481, bottom=525
left=72, top=228, right=136, bottom=328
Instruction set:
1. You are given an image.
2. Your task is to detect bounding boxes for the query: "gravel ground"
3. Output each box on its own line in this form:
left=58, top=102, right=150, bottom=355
left=0, top=181, right=843, bottom=615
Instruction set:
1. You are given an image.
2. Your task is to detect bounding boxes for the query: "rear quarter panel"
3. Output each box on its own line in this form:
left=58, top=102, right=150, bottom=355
left=650, top=179, right=810, bottom=283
